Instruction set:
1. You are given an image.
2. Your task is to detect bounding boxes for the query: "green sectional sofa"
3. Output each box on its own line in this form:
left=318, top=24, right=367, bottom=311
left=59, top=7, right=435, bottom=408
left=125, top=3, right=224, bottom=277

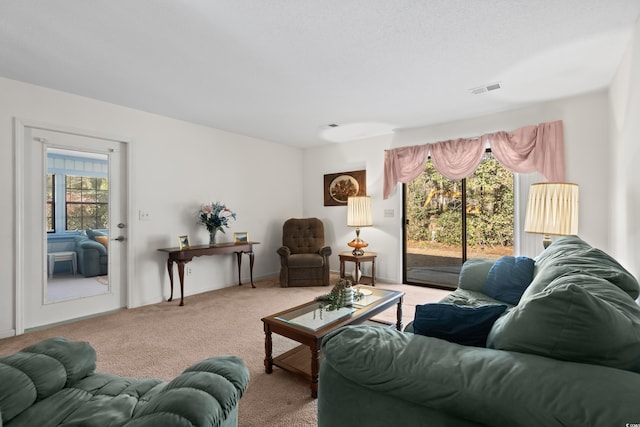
left=318, top=236, right=640, bottom=426
left=0, top=337, right=249, bottom=427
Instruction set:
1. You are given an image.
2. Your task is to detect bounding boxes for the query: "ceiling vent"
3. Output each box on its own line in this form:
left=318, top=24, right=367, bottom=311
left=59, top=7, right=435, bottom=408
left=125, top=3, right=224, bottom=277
left=469, top=82, right=501, bottom=95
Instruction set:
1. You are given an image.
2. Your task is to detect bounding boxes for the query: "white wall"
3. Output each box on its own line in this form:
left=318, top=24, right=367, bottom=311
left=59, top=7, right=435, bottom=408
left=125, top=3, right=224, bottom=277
left=3, top=33, right=636, bottom=336
left=1, top=76, right=303, bottom=337
left=302, top=135, right=400, bottom=282
left=303, top=90, right=614, bottom=283
left=610, top=16, right=640, bottom=280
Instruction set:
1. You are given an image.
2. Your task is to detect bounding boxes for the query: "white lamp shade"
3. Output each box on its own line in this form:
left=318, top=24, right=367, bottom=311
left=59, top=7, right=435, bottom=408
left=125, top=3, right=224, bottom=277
left=524, top=183, right=579, bottom=235
left=347, top=196, right=373, bottom=227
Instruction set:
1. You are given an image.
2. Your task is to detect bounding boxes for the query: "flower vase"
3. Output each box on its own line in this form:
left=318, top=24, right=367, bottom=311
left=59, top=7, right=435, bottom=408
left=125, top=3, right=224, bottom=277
left=209, top=230, right=218, bottom=245
left=340, top=286, right=354, bottom=307
left=352, top=266, right=362, bottom=282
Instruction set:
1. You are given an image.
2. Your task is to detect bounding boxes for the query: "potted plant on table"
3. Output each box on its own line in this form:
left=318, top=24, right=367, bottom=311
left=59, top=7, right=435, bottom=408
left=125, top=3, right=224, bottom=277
left=316, top=278, right=364, bottom=311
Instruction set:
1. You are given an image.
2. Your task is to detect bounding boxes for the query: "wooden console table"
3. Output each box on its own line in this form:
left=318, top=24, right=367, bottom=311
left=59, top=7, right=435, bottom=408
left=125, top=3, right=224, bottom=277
left=158, top=242, right=259, bottom=306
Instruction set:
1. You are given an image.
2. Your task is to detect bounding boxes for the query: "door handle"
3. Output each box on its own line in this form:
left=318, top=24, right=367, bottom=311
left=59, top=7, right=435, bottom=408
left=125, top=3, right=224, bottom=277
left=113, top=236, right=126, bottom=242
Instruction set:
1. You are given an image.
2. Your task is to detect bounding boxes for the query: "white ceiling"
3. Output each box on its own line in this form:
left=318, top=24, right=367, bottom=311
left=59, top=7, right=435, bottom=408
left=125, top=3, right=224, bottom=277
left=1, top=1, right=639, bottom=148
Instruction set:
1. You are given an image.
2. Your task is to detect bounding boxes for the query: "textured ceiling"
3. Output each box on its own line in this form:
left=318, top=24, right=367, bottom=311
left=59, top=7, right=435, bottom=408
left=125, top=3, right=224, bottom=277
left=1, top=1, right=639, bottom=147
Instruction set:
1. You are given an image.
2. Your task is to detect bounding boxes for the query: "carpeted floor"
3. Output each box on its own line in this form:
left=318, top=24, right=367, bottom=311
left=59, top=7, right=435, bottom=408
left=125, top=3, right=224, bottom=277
left=0, top=275, right=450, bottom=426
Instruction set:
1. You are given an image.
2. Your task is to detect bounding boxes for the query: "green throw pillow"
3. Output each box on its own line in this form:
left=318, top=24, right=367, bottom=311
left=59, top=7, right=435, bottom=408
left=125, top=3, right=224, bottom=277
left=487, top=273, right=640, bottom=373
left=457, top=258, right=497, bottom=292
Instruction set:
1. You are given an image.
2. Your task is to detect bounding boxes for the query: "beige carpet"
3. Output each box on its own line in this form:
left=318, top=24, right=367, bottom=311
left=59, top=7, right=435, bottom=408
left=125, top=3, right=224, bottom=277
left=0, top=275, right=450, bottom=427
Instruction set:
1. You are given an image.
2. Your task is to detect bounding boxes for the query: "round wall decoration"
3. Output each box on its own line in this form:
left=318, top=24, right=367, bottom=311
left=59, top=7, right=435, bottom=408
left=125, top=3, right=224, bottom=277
left=323, top=170, right=366, bottom=206
left=329, top=175, right=359, bottom=203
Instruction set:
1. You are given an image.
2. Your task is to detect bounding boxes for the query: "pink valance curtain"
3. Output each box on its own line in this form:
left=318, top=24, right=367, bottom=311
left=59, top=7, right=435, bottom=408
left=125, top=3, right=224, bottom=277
left=383, top=120, right=565, bottom=199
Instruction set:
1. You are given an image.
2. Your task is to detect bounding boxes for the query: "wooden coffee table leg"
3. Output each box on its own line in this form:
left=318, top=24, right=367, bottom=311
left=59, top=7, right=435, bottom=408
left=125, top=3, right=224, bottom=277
left=264, top=323, right=273, bottom=374
left=310, top=342, right=320, bottom=398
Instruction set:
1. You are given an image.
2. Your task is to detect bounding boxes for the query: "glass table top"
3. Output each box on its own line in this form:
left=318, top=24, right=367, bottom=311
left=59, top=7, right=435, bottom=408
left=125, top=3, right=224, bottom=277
left=275, top=286, right=397, bottom=331
left=276, top=303, right=355, bottom=331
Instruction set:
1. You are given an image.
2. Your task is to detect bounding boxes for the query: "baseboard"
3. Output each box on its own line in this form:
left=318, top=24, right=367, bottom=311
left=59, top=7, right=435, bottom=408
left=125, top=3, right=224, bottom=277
left=0, top=329, right=16, bottom=339
left=25, top=309, right=124, bottom=333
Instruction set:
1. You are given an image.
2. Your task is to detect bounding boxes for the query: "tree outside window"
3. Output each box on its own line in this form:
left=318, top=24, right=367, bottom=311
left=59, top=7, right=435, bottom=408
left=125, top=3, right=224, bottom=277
left=405, top=152, right=513, bottom=288
left=65, top=175, right=109, bottom=230
left=47, top=174, right=55, bottom=233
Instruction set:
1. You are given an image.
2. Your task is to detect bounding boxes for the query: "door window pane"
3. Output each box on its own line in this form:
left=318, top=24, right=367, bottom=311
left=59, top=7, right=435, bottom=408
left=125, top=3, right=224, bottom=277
left=405, top=163, right=463, bottom=288
left=405, top=152, right=513, bottom=289
left=65, top=175, right=109, bottom=230
left=466, top=154, right=514, bottom=258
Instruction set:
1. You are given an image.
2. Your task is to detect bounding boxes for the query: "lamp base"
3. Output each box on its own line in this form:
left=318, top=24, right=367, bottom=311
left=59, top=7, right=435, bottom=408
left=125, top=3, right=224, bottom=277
left=348, top=238, right=368, bottom=257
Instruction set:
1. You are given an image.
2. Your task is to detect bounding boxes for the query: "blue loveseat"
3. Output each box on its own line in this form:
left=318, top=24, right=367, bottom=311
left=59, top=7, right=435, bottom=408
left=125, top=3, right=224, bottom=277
left=0, top=337, right=249, bottom=427
left=319, top=236, right=640, bottom=426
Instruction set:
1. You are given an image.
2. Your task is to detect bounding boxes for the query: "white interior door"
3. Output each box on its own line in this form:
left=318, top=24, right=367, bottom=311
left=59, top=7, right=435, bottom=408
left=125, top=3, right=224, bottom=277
left=21, top=126, right=128, bottom=330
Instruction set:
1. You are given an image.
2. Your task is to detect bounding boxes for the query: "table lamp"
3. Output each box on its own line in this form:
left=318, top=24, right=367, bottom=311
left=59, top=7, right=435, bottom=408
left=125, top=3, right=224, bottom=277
left=524, top=182, right=579, bottom=249
left=347, top=196, right=373, bottom=256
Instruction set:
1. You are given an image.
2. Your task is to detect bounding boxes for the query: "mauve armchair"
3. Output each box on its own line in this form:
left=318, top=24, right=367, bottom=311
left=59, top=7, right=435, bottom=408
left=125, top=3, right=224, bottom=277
left=277, top=218, right=331, bottom=287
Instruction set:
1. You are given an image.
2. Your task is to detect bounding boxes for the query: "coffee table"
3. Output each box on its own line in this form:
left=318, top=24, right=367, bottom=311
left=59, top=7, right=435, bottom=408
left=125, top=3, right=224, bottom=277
left=262, top=285, right=404, bottom=398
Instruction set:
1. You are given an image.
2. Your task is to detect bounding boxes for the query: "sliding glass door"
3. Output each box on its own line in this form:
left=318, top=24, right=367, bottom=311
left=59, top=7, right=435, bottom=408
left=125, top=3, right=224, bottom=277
left=403, top=152, right=514, bottom=289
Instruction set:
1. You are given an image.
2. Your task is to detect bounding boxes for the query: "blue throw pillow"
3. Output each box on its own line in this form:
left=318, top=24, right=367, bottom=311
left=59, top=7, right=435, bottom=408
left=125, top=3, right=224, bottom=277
left=483, top=256, right=535, bottom=305
left=413, top=303, right=508, bottom=347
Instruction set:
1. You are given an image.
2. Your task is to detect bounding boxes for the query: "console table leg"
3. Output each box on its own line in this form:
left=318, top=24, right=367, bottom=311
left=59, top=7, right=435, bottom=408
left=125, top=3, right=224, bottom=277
left=249, top=251, right=255, bottom=288
left=177, top=261, right=186, bottom=306
left=167, top=259, right=174, bottom=302
left=235, top=252, right=243, bottom=286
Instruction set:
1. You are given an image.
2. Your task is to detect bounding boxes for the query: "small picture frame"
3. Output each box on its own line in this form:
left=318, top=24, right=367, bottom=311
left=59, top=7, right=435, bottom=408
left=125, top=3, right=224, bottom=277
left=178, top=235, right=190, bottom=249
left=234, top=232, right=248, bottom=243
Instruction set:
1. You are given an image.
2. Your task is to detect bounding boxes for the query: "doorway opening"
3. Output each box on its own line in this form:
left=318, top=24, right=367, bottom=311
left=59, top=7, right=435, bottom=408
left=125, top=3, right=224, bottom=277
left=403, top=151, right=514, bottom=289
left=15, top=120, right=129, bottom=334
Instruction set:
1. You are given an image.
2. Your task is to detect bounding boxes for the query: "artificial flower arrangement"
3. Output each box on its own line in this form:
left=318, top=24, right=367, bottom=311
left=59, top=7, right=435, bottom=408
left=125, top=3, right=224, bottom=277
left=315, top=278, right=364, bottom=311
left=198, top=202, right=237, bottom=234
